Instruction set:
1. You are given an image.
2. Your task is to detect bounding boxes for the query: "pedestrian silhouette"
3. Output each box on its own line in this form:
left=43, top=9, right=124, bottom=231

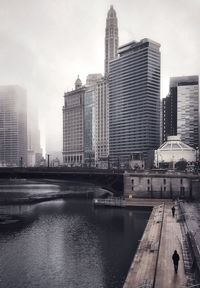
left=172, top=250, right=180, bottom=273
left=171, top=206, right=175, bottom=217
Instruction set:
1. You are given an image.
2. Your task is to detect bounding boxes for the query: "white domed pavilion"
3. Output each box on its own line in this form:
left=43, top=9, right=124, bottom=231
left=155, top=135, right=196, bottom=168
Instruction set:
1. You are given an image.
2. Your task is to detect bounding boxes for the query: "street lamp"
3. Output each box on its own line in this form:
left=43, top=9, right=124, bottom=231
left=196, top=146, right=199, bottom=162
left=107, top=155, right=110, bottom=170
left=46, top=154, right=50, bottom=168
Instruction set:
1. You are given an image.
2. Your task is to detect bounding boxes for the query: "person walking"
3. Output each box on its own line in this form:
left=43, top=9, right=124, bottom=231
left=172, top=250, right=180, bottom=273
left=171, top=206, right=175, bottom=217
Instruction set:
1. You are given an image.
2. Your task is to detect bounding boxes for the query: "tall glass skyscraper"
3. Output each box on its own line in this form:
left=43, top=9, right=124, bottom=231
left=0, top=85, right=27, bottom=166
left=109, top=39, right=161, bottom=166
left=162, top=76, right=199, bottom=148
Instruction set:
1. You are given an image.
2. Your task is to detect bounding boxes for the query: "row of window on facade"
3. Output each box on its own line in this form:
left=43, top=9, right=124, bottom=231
left=131, top=178, right=184, bottom=185
left=131, top=185, right=185, bottom=193
left=64, top=155, right=83, bottom=163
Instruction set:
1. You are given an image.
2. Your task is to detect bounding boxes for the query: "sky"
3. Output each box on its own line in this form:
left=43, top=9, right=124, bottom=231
left=0, top=0, right=199, bottom=153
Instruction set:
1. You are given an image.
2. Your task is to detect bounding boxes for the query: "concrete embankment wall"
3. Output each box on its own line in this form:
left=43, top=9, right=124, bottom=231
left=124, top=172, right=200, bottom=199
left=123, top=204, right=164, bottom=288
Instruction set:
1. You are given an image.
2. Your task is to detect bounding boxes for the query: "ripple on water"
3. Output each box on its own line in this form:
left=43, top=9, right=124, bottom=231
left=0, top=199, right=150, bottom=288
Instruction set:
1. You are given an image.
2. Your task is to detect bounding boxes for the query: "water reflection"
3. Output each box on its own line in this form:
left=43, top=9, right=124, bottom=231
left=0, top=179, right=111, bottom=203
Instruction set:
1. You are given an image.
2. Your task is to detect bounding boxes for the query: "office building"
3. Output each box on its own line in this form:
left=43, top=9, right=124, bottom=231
left=86, top=74, right=102, bottom=86
left=95, top=78, right=109, bottom=166
left=63, top=77, right=85, bottom=166
left=0, top=85, right=27, bottom=166
left=27, top=106, right=42, bottom=166
left=162, top=76, right=199, bottom=148
left=85, top=74, right=102, bottom=166
left=109, top=38, right=161, bottom=167
left=94, top=5, right=118, bottom=167
left=63, top=75, right=102, bottom=167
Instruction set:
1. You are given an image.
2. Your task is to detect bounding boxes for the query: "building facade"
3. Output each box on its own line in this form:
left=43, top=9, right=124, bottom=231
left=94, top=5, right=119, bottom=168
left=124, top=171, right=200, bottom=199
left=104, top=5, right=118, bottom=77
left=155, top=135, right=196, bottom=169
left=162, top=76, right=199, bottom=148
left=63, top=77, right=85, bottom=166
left=0, top=85, right=27, bottom=166
left=27, top=106, right=42, bottom=166
left=63, top=75, right=102, bottom=167
left=85, top=74, right=102, bottom=166
left=109, top=38, right=161, bottom=167
left=95, top=78, right=109, bottom=167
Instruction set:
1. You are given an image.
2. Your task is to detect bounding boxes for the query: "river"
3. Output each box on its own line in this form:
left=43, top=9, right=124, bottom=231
left=0, top=180, right=150, bottom=288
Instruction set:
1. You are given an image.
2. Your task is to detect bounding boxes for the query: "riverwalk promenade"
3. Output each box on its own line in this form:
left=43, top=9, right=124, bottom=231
left=123, top=200, right=199, bottom=288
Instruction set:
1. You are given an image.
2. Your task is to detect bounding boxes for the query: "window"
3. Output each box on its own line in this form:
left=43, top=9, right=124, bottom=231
left=163, top=179, right=166, bottom=185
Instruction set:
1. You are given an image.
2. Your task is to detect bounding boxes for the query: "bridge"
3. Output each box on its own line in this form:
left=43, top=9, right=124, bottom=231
left=0, top=167, right=124, bottom=196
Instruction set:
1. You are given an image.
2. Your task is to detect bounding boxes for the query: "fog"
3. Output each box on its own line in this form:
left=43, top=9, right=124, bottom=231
left=0, top=0, right=199, bottom=153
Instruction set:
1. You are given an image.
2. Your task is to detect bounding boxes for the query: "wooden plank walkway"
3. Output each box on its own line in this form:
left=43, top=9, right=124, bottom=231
left=123, top=204, right=164, bottom=288
left=123, top=203, right=188, bottom=288
left=124, top=198, right=171, bottom=208
left=154, top=204, right=187, bottom=288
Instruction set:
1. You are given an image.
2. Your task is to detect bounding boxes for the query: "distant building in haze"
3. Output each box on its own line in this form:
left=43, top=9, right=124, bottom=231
left=162, top=75, right=199, bottom=148
left=109, top=38, right=161, bottom=167
left=27, top=106, right=42, bottom=166
left=0, top=85, right=27, bottom=166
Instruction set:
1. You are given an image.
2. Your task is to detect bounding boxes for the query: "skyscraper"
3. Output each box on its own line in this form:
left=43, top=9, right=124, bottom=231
left=162, top=76, right=199, bottom=148
left=27, top=106, right=42, bottom=166
left=109, top=39, right=161, bottom=167
left=63, top=77, right=85, bottom=166
left=0, top=85, right=27, bottom=166
left=104, top=5, right=118, bottom=77
left=63, top=75, right=102, bottom=167
left=85, top=74, right=102, bottom=166
left=95, top=5, right=119, bottom=167
left=95, top=79, right=108, bottom=166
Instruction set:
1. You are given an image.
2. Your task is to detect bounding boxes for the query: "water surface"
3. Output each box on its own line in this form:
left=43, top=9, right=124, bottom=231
left=0, top=182, right=150, bottom=288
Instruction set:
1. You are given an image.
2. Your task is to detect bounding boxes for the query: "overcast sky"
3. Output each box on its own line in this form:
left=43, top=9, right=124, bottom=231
left=0, top=0, right=199, bottom=153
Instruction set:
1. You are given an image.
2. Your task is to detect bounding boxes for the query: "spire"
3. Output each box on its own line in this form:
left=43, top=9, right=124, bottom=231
left=104, top=5, right=119, bottom=77
left=107, top=5, right=116, bottom=18
left=75, top=75, right=82, bottom=90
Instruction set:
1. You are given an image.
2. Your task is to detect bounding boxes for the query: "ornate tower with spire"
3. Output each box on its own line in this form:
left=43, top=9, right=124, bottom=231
left=75, top=75, right=82, bottom=90
left=104, top=5, right=119, bottom=77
